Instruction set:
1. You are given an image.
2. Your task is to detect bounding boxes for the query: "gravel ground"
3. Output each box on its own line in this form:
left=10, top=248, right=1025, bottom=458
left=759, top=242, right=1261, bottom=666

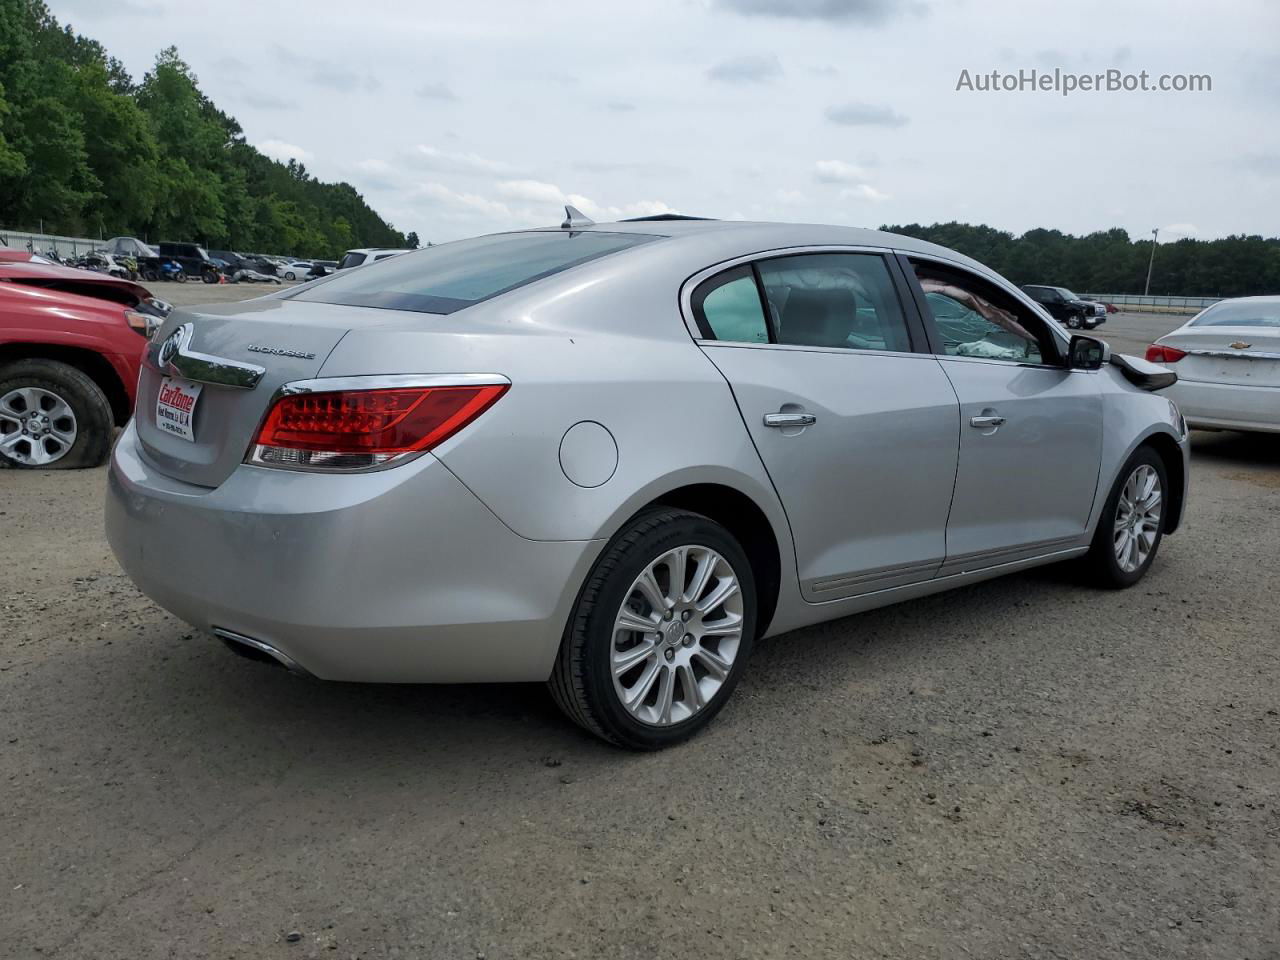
left=2, top=307, right=1278, bottom=959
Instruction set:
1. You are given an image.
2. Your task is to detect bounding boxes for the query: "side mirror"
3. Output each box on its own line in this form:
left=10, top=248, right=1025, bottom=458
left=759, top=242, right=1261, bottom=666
left=1068, top=334, right=1109, bottom=370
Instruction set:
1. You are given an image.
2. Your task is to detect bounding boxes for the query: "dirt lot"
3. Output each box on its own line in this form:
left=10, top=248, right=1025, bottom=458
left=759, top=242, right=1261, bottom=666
left=2, top=306, right=1278, bottom=959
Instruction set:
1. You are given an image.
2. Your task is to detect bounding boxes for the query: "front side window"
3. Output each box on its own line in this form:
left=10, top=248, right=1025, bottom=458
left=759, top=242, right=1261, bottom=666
left=296, top=231, right=658, bottom=314
left=758, top=253, right=911, bottom=352
left=691, top=266, right=769, bottom=343
left=913, top=261, right=1054, bottom=365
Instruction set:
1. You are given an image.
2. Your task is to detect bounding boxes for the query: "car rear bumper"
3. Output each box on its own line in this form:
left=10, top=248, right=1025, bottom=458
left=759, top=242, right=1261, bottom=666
left=105, top=420, right=603, bottom=682
left=1167, top=378, right=1280, bottom=434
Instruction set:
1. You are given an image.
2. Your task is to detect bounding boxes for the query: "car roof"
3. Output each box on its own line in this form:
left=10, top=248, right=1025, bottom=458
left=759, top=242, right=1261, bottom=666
left=521, top=218, right=1005, bottom=283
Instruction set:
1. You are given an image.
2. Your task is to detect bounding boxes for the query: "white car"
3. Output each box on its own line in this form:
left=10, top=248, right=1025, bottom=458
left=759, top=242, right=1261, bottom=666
left=282, top=262, right=314, bottom=281
left=337, top=247, right=412, bottom=269
left=1148, top=296, right=1280, bottom=434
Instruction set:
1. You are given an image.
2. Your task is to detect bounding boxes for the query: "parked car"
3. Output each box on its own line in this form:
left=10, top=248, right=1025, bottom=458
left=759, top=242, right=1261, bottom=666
left=1146, top=296, right=1280, bottom=434
left=210, top=251, right=279, bottom=278
left=105, top=216, right=1188, bottom=748
left=1021, top=284, right=1107, bottom=328
left=157, top=242, right=221, bottom=284
left=282, top=261, right=313, bottom=281
left=1, top=261, right=168, bottom=468
left=337, top=247, right=412, bottom=269
left=0, top=248, right=55, bottom=265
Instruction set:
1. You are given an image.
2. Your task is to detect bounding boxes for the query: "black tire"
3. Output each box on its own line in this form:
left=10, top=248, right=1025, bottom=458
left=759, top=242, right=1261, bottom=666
left=1082, top=446, right=1168, bottom=588
left=285, top=271, right=296, bottom=281
left=0, top=359, right=114, bottom=469
left=201, top=268, right=218, bottom=284
left=548, top=508, right=757, bottom=749
left=1066, top=314, right=1082, bottom=329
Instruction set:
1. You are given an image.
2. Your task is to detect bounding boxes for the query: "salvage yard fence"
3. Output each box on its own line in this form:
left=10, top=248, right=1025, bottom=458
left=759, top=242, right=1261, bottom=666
left=1084, top=293, right=1222, bottom=314
left=1, top=228, right=105, bottom=259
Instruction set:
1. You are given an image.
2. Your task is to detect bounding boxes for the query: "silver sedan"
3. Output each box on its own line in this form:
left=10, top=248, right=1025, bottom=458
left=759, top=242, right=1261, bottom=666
left=1147, top=296, right=1280, bottom=434
left=106, top=214, right=1190, bottom=748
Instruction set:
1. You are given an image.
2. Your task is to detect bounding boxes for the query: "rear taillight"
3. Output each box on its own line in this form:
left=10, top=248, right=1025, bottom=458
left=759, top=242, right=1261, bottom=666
left=248, top=383, right=507, bottom=471
left=1145, top=344, right=1187, bottom=364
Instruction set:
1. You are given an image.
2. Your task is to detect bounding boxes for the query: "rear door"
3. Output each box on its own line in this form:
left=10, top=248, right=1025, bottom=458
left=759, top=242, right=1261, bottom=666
left=904, top=257, right=1102, bottom=570
left=689, top=251, right=960, bottom=601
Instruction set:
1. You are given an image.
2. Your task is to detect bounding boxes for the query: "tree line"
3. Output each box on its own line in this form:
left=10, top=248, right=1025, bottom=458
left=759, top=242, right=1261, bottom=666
left=0, top=0, right=405, bottom=258
left=882, top=222, right=1280, bottom=298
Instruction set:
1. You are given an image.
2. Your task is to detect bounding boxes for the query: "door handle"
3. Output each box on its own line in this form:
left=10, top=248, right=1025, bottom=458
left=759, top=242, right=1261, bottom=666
left=763, top=412, right=817, bottom=428
left=969, top=415, right=1006, bottom=428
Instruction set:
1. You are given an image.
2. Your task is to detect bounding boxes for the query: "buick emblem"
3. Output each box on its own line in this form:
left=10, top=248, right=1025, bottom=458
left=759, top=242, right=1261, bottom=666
left=1229, top=341, right=1251, bottom=350
left=157, top=326, right=186, bottom=366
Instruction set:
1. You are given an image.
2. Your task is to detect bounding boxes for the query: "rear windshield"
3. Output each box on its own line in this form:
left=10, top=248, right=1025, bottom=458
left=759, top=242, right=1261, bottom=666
left=292, top=231, right=657, bottom=314
left=1192, top=301, right=1280, bottom=327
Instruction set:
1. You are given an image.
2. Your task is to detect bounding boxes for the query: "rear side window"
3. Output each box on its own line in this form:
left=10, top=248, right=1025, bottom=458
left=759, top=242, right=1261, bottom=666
left=296, top=231, right=657, bottom=314
left=338, top=252, right=367, bottom=269
left=691, top=266, right=769, bottom=343
left=760, top=253, right=912, bottom=352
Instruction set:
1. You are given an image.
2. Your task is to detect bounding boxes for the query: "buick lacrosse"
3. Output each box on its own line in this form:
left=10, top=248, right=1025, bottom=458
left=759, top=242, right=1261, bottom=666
left=107, top=212, right=1189, bottom=748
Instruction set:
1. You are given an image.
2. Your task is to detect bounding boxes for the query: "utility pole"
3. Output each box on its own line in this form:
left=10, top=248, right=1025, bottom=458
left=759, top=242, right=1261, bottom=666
left=1144, top=228, right=1159, bottom=296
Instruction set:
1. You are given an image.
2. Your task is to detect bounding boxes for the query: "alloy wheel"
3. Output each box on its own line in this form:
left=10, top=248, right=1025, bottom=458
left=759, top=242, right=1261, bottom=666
left=611, top=545, right=745, bottom=727
left=1114, top=463, right=1162, bottom=573
left=0, top=386, right=78, bottom=466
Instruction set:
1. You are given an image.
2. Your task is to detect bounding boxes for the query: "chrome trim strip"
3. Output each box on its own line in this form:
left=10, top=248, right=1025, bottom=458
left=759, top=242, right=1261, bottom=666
left=1185, top=349, right=1280, bottom=361
left=275, top=373, right=510, bottom=396
left=810, top=558, right=940, bottom=594
left=150, top=322, right=266, bottom=389
left=213, top=627, right=312, bottom=676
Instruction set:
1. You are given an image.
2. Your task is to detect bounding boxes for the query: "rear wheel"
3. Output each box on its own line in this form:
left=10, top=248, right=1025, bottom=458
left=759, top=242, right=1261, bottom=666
left=549, top=508, right=756, bottom=749
left=1083, top=447, right=1167, bottom=587
left=0, top=360, right=113, bottom=469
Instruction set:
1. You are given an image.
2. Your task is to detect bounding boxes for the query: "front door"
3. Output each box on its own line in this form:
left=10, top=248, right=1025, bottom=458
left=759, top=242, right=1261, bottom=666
left=906, top=258, right=1103, bottom=572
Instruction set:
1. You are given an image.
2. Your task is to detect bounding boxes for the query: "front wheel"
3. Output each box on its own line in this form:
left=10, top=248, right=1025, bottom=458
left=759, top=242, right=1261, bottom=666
left=1083, top=447, right=1167, bottom=588
left=1066, top=315, right=1082, bottom=329
left=549, top=508, right=756, bottom=749
left=0, top=360, right=113, bottom=469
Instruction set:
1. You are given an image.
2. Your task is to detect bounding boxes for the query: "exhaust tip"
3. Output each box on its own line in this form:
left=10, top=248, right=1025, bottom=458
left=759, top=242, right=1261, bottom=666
left=213, top=627, right=313, bottom=677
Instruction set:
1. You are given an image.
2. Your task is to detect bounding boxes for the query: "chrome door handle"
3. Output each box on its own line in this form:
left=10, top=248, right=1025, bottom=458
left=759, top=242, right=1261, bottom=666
left=763, top=412, right=817, bottom=428
left=969, top=415, right=1006, bottom=428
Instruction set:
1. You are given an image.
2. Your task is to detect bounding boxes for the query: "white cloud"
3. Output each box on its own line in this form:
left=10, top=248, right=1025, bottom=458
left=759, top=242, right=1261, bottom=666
left=814, top=159, right=867, bottom=183
left=258, top=139, right=313, bottom=163
left=407, top=145, right=516, bottom=176
left=1160, top=223, right=1200, bottom=239
left=496, top=180, right=675, bottom=221
left=839, top=184, right=891, bottom=202
left=775, top=188, right=807, bottom=204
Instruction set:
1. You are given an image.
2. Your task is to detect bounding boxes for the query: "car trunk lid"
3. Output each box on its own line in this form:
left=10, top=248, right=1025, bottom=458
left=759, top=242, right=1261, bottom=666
left=134, top=298, right=358, bottom=487
left=1161, top=326, right=1280, bottom=388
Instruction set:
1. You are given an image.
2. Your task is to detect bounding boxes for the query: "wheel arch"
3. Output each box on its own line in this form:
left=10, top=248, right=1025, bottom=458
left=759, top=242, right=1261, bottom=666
left=1139, top=430, right=1186, bottom=534
left=0, top=343, right=131, bottom=426
left=635, top=482, right=784, bottom=637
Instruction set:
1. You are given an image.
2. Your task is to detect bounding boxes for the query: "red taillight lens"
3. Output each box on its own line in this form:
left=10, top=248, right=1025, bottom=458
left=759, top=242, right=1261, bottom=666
left=249, top=384, right=507, bottom=470
left=1145, top=344, right=1187, bottom=363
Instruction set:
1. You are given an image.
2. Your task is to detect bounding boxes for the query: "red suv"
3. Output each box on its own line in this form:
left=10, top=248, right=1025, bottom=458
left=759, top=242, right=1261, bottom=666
left=0, top=258, right=168, bottom=468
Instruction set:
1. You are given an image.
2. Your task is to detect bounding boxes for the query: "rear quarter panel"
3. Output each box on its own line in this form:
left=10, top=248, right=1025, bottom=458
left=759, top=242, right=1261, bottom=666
left=315, top=250, right=793, bottom=550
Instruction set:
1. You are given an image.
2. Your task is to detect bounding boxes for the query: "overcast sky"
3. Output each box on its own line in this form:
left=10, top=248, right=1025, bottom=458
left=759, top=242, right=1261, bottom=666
left=54, top=0, right=1280, bottom=244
